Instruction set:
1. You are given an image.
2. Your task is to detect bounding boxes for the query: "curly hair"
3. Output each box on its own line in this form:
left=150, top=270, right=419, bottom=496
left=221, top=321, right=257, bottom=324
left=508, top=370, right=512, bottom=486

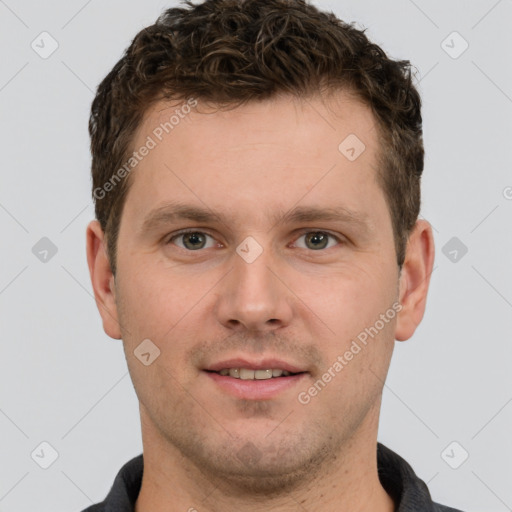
left=89, top=0, right=423, bottom=275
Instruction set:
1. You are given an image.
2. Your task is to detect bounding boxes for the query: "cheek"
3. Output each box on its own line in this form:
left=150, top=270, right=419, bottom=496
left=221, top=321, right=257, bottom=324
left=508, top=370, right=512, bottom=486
left=116, top=260, right=222, bottom=351
left=296, top=261, right=397, bottom=394
left=300, top=262, right=396, bottom=337
left=115, top=263, right=175, bottom=340
left=116, top=268, right=208, bottom=398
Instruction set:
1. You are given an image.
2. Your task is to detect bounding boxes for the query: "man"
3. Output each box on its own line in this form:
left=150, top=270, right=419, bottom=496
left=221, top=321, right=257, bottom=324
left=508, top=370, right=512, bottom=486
left=84, top=0, right=464, bottom=510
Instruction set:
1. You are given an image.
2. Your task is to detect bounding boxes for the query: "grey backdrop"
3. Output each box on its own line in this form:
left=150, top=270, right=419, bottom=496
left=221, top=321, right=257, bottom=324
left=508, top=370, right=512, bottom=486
left=1, top=1, right=511, bottom=511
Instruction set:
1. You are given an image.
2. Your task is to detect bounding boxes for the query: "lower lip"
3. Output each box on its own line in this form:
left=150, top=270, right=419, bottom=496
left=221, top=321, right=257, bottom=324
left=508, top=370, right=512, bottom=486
left=204, top=371, right=307, bottom=400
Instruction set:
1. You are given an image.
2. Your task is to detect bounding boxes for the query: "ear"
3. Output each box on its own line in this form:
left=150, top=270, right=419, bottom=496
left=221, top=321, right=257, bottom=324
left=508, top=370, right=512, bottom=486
left=86, top=220, right=122, bottom=339
left=394, top=219, right=435, bottom=342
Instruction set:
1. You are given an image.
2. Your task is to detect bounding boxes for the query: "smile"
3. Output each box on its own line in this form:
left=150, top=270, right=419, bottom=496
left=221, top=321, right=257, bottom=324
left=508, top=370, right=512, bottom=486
left=211, top=368, right=299, bottom=379
left=203, top=370, right=307, bottom=400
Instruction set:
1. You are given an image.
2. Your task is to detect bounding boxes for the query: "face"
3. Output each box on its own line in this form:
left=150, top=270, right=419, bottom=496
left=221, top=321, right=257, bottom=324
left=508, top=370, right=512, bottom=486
left=88, top=91, right=432, bottom=492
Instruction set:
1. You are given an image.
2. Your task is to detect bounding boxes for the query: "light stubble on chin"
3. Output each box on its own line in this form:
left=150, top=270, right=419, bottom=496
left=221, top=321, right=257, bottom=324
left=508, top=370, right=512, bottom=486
left=138, top=374, right=384, bottom=498
left=157, top=410, right=344, bottom=497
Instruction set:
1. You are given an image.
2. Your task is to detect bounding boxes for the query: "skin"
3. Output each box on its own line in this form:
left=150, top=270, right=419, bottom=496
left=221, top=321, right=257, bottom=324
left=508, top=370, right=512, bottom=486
left=86, top=91, right=435, bottom=512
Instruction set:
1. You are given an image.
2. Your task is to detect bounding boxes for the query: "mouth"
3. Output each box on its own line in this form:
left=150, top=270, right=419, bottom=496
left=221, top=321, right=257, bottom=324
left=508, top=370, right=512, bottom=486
left=202, top=358, right=308, bottom=400
left=205, top=367, right=303, bottom=379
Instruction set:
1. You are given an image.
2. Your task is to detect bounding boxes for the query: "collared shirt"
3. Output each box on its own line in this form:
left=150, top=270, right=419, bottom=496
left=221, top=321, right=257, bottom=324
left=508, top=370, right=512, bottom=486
left=81, top=443, right=465, bottom=512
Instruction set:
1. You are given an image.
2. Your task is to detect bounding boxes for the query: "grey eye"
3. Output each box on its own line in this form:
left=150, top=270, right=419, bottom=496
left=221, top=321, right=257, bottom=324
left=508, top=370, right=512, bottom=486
left=170, top=231, right=216, bottom=250
left=295, top=232, right=338, bottom=250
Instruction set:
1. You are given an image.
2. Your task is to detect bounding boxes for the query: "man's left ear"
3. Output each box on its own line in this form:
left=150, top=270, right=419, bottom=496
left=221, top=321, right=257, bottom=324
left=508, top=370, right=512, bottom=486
left=395, top=219, right=435, bottom=342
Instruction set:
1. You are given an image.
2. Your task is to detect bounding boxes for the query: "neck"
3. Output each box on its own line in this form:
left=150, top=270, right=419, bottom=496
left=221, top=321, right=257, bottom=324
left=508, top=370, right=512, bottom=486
left=134, top=407, right=395, bottom=512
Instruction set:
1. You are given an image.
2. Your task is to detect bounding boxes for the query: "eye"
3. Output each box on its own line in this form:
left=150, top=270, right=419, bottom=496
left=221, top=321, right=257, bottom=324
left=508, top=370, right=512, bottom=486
left=293, top=231, right=342, bottom=251
left=167, top=230, right=218, bottom=251
left=166, top=229, right=343, bottom=252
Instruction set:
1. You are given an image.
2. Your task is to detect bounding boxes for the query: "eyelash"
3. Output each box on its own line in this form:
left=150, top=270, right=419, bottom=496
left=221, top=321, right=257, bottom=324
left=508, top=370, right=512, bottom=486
left=166, top=229, right=344, bottom=251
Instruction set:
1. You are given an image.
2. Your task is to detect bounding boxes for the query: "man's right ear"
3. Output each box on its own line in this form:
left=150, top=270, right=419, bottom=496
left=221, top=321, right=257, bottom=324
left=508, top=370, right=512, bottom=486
left=86, top=220, right=122, bottom=339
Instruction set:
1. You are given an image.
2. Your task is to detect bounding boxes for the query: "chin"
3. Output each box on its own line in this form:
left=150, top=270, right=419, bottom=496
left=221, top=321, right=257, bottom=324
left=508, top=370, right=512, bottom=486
left=183, top=434, right=333, bottom=496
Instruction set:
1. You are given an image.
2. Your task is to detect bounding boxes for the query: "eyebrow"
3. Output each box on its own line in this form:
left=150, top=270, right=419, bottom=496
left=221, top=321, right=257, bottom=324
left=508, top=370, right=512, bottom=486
left=140, top=201, right=373, bottom=235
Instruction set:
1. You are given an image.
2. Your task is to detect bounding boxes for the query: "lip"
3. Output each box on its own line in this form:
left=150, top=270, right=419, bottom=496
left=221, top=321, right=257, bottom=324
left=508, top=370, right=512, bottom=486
left=204, top=358, right=306, bottom=374
left=202, top=357, right=309, bottom=400
left=204, top=370, right=307, bottom=400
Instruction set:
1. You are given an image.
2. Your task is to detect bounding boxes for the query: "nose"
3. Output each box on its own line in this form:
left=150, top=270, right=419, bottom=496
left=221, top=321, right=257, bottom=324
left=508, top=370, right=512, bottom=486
left=214, top=243, right=294, bottom=333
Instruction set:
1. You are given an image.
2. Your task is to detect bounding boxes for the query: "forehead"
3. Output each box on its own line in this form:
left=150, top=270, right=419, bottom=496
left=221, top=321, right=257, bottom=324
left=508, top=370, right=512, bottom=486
left=122, top=91, right=386, bottom=231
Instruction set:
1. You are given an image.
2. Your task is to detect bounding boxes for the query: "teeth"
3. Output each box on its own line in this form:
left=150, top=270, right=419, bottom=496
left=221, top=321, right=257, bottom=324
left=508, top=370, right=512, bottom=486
left=216, top=368, right=296, bottom=379
left=240, top=368, right=255, bottom=380
left=255, top=369, right=273, bottom=380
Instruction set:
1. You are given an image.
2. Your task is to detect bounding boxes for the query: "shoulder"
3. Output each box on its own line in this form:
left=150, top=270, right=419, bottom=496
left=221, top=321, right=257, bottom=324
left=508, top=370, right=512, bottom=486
left=433, top=503, right=466, bottom=512
left=79, top=504, right=104, bottom=512
left=77, top=453, right=143, bottom=512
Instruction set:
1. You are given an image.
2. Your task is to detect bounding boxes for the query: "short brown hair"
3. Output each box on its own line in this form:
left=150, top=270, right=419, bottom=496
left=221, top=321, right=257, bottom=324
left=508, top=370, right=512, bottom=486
left=89, top=0, right=423, bottom=276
